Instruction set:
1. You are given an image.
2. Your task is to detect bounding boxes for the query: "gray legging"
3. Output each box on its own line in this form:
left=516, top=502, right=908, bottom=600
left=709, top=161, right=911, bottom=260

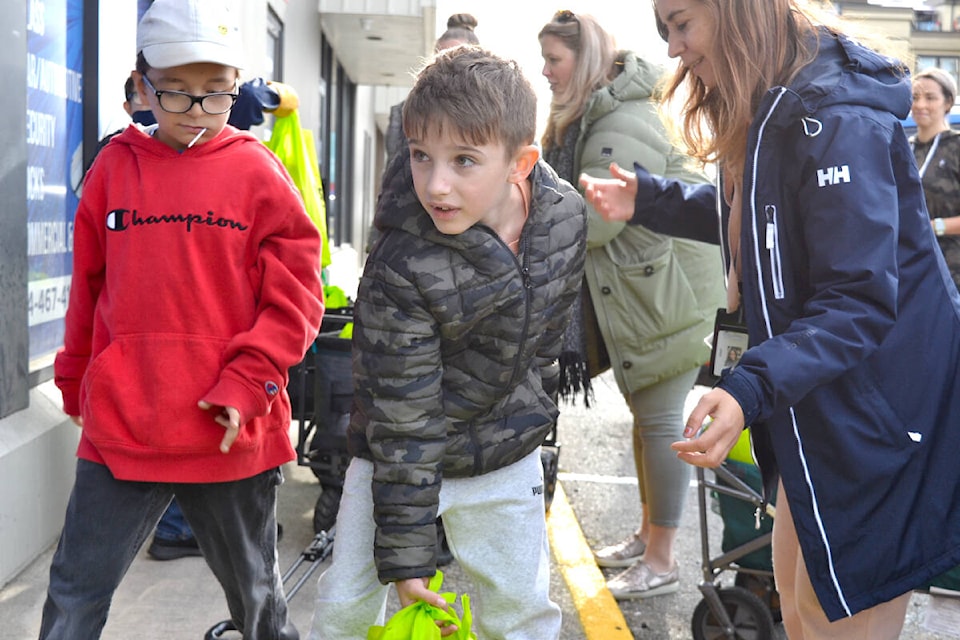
left=625, top=367, right=700, bottom=528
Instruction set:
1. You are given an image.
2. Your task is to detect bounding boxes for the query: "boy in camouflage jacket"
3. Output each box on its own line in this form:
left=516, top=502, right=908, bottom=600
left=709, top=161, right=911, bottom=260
left=309, top=47, right=586, bottom=640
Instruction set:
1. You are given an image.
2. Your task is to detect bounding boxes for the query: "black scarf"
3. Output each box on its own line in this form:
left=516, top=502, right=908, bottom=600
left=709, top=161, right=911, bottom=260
left=544, top=122, right=595, bottom=407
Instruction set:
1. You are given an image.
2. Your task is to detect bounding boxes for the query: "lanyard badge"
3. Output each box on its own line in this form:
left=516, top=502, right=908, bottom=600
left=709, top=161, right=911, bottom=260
left=708, top=307, right=749, bottom=379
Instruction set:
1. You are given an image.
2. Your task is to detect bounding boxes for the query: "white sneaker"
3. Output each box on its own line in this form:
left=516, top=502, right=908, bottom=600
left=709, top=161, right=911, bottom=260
left=593, top=532, right=646, bottom=568
left=607, top=560, right=680, bottom=600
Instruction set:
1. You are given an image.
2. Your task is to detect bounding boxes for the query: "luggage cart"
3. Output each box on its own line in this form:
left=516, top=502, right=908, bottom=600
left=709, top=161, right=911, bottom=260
left=203, top=527, right=335, bottom=639
left=290, top=307, right=354, bottom=533
left=692, top=433, right=960, bottom=640
left=541, top=423, right=560, bottom=512
left=691, top=436, right=780, bottom=640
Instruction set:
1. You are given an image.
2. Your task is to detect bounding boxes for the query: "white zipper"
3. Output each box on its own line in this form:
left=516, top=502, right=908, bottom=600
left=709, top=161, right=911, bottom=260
left=764, top=204, right=784, bottom=299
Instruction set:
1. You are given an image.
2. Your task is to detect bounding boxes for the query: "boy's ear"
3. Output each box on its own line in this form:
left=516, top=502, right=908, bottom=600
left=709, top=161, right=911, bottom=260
left=131, top=71, right=148, bottom=105
left=508, top=144, right=540, bottom=184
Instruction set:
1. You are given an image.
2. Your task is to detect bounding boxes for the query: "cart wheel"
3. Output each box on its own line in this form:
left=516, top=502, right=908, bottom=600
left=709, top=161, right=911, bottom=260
left=735, top=572, right=782, bottom=623
left=313, top=486, right=342, bottom=534
left=541, top=447, right=559, bottom=512
left=204, top=619, right=240, bottom=639
left=691, top=586, right=775, bottom=640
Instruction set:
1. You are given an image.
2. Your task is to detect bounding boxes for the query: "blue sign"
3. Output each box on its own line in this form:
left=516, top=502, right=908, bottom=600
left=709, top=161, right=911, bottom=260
left=26, top=0, right=84, bottom=363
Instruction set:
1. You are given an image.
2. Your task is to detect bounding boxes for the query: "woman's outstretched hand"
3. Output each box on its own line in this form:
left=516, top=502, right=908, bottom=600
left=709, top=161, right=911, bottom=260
left=579, top=162, right=638, bottom=222
left=671, top=388, right=746, bottom=468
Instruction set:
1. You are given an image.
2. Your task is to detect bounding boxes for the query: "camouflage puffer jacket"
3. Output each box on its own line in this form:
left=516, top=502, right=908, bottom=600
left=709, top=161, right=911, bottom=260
left=349, top=153, right=586, bottom=583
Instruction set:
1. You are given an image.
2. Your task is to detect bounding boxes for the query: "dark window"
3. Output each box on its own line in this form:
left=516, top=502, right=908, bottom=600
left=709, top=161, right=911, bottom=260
left=267, top=7, right=283, bottom=81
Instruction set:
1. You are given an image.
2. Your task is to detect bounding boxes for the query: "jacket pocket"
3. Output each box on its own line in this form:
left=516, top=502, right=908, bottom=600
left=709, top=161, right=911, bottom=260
left=598, top=236, right=703, bottom=345
left=81, top=334, right=236, bottom=452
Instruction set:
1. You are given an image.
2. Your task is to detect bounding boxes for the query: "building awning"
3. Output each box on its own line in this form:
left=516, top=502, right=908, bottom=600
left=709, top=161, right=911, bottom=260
left=318, top=0, right=436, bottom=87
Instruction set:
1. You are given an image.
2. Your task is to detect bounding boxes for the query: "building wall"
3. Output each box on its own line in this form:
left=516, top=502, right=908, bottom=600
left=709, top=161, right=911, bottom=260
left=0, top=0, right=74, bottom=589
left=0, top=0, right=28, bottom=419
left=0, top=384, right=79, bottom=587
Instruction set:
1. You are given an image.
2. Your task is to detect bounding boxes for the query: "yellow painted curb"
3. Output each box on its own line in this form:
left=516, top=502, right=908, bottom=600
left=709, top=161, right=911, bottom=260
left=547, top=482, right=634, bottom=640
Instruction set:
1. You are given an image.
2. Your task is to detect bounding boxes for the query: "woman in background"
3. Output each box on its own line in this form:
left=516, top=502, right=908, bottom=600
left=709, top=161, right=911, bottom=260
left=910, top=67, right=960, bottom=289
left=538, top=10, right=723, bottom=600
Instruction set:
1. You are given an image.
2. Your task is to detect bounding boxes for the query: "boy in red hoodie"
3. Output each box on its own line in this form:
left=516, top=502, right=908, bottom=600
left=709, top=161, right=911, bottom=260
left=39, top=1, right=323, bottom=638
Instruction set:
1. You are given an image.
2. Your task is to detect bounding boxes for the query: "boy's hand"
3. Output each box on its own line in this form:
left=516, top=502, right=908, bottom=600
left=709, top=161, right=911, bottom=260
left=579, top=162, right=638, bottom=222
left=197, top=400, right=241, bottom=453
left=395, top=577, right=458, bottom=637
left=670, top=388, right=745, bottom=468
left=69, top=415, right=83, bottom=427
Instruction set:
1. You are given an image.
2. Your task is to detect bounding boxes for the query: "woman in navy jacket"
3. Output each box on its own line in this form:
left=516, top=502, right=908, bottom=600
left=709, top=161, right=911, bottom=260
left=582, top=0, right=960, bottom=636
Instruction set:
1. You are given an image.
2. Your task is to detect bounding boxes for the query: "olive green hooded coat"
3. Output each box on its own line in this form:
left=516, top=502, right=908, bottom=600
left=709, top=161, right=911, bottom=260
left=576, top=52, right=725, bottom=392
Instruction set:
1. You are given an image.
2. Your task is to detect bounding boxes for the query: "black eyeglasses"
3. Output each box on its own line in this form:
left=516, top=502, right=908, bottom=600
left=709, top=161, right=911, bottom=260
left=554, top=9, right=578, bottom=24
left=141, top=75, right=238, bottom=115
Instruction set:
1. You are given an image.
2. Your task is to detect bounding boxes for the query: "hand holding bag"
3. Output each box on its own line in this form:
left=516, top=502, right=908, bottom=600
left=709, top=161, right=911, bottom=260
left=367, top=571, right=477, bottom=640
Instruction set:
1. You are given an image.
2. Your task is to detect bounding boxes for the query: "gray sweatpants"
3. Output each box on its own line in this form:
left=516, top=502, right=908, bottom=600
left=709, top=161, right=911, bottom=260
left=308, top=448, right=561, bottom=640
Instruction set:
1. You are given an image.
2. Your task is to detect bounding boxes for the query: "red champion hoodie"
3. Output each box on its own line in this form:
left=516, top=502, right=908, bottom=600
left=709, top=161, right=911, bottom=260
left=55, top=124, right=324, bottom=483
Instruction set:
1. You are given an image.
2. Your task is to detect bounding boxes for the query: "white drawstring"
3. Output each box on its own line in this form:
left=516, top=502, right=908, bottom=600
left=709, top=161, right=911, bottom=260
left=801, top=117, right=823, bottom=137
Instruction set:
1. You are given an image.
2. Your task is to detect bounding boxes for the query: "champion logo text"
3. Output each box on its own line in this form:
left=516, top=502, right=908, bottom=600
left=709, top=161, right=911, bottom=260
left=105, top=208, right=249, bottom=233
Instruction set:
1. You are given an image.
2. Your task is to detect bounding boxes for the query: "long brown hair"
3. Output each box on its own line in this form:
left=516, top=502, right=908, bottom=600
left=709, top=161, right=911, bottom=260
left=538, top=11, right=617, bottom=149
left=655, top=0, right=828, bottom=173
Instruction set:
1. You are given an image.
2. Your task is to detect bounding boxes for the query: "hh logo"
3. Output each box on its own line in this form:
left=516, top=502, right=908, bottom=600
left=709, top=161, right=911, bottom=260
left=817, top=165, right=850, bottom=187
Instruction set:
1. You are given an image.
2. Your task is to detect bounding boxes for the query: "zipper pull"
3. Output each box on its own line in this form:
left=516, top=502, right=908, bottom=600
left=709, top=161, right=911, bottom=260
left=755, top=506, right=762, bottom=530
left=764, top=205, right=776, bottom=250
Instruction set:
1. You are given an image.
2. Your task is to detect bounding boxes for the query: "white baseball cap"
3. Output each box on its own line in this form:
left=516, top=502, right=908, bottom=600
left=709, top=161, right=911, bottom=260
left=137, top=0, right=244, bottom=69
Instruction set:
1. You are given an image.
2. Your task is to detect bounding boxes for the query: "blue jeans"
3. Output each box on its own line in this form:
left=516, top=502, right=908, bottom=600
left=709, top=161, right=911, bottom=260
left=154, top=498, right=194, bottom=542
left=39, top=459, right=297, bottom=640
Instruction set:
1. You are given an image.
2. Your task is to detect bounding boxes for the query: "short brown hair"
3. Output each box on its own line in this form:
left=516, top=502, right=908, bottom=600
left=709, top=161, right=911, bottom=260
left=915, top=67, right=957, bottom=106
left=403, top=46, right=536, bottom=157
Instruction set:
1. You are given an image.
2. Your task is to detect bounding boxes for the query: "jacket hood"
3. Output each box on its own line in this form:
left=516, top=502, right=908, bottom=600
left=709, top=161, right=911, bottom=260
left=582, top=51, right=665, bottom=130
left=765, top=28, right=911, bottom=127
left=373, top=151, right=423, bottom=236
left=112, top=123, right=259, bottom=158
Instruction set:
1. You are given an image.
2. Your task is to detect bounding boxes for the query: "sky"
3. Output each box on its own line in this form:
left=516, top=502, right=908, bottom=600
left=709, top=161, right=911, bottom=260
left=435, top=1, right=675, bottom=138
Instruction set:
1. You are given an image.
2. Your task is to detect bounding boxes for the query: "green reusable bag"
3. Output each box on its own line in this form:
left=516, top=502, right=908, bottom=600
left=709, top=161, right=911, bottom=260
left=263, top=109, right=332, bottom=268
left=367, top=571, right=477, bottom=640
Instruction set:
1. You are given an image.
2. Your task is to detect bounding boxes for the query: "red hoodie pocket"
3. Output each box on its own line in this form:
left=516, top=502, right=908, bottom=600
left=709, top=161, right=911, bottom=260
left=80, top=334, right=232, bottom=453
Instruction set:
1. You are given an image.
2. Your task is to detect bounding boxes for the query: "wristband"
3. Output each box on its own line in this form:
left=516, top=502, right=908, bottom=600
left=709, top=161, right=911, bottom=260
left=935, top=218, right=947, bottom=237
